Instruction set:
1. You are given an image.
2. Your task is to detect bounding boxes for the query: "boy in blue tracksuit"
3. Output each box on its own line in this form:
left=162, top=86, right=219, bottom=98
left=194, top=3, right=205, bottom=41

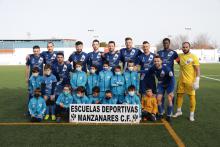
left=101, top=90, right=117, bottom=104
left=28, top=88, right=46, bottom=122
left=70, top=61, right=87, bottom=92
left=111, top=65, right=125, bottom=104
left=73, top=86, right=90, bottom=104
left=98, top=61, right=113, bottom=99
left=124, top=85, right=141, bottom=116
left=28, top=67, right=43, bottom=100
left=89, top=86, right=102, bottom=104
left=41, top=64, right=57, bottom=121
left=86, top=65, right=99, bottom=97
left=124, top=60, right=139, bottom=94
left=56, top=85, right=73, bottom=122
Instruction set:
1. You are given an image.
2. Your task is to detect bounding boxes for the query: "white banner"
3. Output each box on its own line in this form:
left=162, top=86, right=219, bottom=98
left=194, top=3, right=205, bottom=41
left=69, top=104, right=140, bottom=124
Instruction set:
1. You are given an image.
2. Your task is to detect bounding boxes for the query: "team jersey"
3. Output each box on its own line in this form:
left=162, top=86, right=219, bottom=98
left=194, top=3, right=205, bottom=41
left=70, top=70, right=87, bottom=90
left=26, top=54, right=44, bottom=76
left=28, top=96, right=46, bottom=116
left=157, top=49, right=178, bottom=72
left=42, top=74, right=57, bottom=96
left=110, top=74, right=125, bottom=95
left=52, top=62, right=72, bottom=86
left=137, top=52, right=155, bottom=71
left=68, top=51, right=88, bottom=72
left=41, top=51, right=59, bottom=65
left=178, top=52, right=199, bottom=83
left=87, top=51, right=104, bottom=72
left=86, top=74, right=99, bottom=95
left=123, top=71, right=139, bottom=92
left=98, top=70, right=113, bottom=92
left=103, top=51, right=121, bottom=70
left=120, top=48, right=142, bottom=69
left=28, top=75, right=44, bottom=96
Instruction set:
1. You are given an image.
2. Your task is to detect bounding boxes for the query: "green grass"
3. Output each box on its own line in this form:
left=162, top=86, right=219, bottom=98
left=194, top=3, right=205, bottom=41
left=0, top=64, right=220, bottom=146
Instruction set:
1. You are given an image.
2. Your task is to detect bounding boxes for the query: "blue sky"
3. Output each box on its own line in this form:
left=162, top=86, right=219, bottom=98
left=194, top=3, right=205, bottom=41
left=0, top=0, right=219, bottom=47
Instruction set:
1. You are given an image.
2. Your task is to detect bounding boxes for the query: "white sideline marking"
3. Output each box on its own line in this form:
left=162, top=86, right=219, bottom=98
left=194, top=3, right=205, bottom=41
left=174, top=69, right=220, bottom=82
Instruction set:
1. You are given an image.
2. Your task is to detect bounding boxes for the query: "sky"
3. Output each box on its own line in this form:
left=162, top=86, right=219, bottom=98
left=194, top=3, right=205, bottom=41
left=0, top=0, right=220, bottom=47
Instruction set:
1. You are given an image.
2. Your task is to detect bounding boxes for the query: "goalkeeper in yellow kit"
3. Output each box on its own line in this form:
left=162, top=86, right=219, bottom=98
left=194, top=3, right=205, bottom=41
left=173, top=42, right=200, bottom=121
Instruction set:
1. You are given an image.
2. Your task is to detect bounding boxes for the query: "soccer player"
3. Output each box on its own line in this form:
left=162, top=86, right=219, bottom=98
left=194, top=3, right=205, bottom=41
left=98, top=61, right=113, bottom=99
left=25, top=45, right=44, bottom=83
left=139, top=55, right=175, bottom=122
left=141, top=89, right=157, bottom=121
left=28, top=88, right=46, bottom=122
left=101, top=90, right=116, bottom=104
left=68, top=41, right=88, bottom=72
left=28, top=67, right=43, bottom=100
left=87, top=39, right=104, bottom=72
left=41, top=41, right=59, bottom=65
left=73, top=86, right=90, bottom=104
left=89, top=86, right=101, bottom=104
left=120, top=37, right=142, bottom=71
left=157, top=38, right=179, bottom=112
left=124, top=85, right=141, bottom=112
left=103, top=41, right=121, bottom=70
left=41, top=64, right=57, bottom=121
left=56, top=85, right=73, bottom=122
left=137, top=41, right=156, bottom=96
left=70, top=61, right=87, bottom=92
left=111, top=65, right=125, bottom=104
left=86, top=65, right=99, bottom=97
left=173, top=42, right=200, bottom=121
left=124, top=60, right=140, bottom=94
left=52, top=52, right=72, bottom=97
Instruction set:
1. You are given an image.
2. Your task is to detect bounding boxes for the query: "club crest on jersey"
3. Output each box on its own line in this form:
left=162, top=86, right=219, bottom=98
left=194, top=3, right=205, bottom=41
left=130, top=49, right=135, bottom=56
left=186, top=58, right=193, bottom=64
left=168, top=51, right=174, bottom=57
left=80, top=55, right=85, bottom=61
left=160, top=70, right=165, bottom=77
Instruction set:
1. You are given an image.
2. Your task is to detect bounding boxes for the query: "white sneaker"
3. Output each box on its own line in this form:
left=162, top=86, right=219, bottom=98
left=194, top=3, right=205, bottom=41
left=189, top=113, right=195, bottom=121
left=173, top=111, right=182, bottom=118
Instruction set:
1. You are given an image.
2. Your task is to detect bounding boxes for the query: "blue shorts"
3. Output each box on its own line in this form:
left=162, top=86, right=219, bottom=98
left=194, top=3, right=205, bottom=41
left=157, top=79, right=175, bottom=95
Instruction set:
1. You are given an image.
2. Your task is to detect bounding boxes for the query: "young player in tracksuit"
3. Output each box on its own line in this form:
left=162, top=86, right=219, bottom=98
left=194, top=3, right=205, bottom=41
left=28, top=67, right=43, bottom=100
left=137, top=41, right=156, bottom=96
left=41, top=64, right=57, bottom=121
left=139, top=55, right=175, bottom=122
left=25, top=45, right=44, bottom=83
left=124, top=60, right=139, bottom=94
left=119, top=37, right=142, bottom=71
left=89, top=86, right=102, bottom=104
left=103, top=41, right=121, bottom=71
left=98, top=61, right=113, bottom=99
left=28, top=88, right=46, bottom=122
left=70, top=61, right=87, bottom=92
left=72, top=86, right=90, bottom=104
left=87, top=39, right=104, bottom=72
left=86, top=65, right=99, bottom=97
left=101, top=90, right=117, bottom=104
left=157, top=38, right=179, bottom=113
left=68, top=41, right=88, bottom=72
left=41, top=42, right=59, bottom=65
left=55, top=85, right=73, bottom=122
left=111, top=65, right=125, bottom=104
left=52, top=52, right=72, bottom=98
left=124, top=85, right=141, bottom=117
left=141, top=89, right=157, bottom=122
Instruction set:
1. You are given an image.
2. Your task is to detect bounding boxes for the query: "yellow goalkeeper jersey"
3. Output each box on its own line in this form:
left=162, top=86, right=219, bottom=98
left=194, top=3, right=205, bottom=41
left=178, top=52, right=200, bottom=84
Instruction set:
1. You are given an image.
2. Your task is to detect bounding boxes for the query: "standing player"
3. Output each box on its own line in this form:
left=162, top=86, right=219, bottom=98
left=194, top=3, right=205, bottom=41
left=52, top=52, right=72, bottom=98
left=139, top=55, right=175, bottom=122
left=68, top=41, right=88, bottom=72
left=25, top=45, right=44, bottom=83
left=87, top=40, right=104, bottom=72
left=137, top=41, right=156, bottom=96
left=120, top=37, right=142, bottom=71
left=157, top=38, right=179, bottom=113
left=41, top=42, right=59, bottom=65
left=173, top=42, right=200, bottom=121
left=86, top=65, right=99, bottom=97
left=103, top=41, right=121, bottom=71
left=41, top=64, right=57, bottom=121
